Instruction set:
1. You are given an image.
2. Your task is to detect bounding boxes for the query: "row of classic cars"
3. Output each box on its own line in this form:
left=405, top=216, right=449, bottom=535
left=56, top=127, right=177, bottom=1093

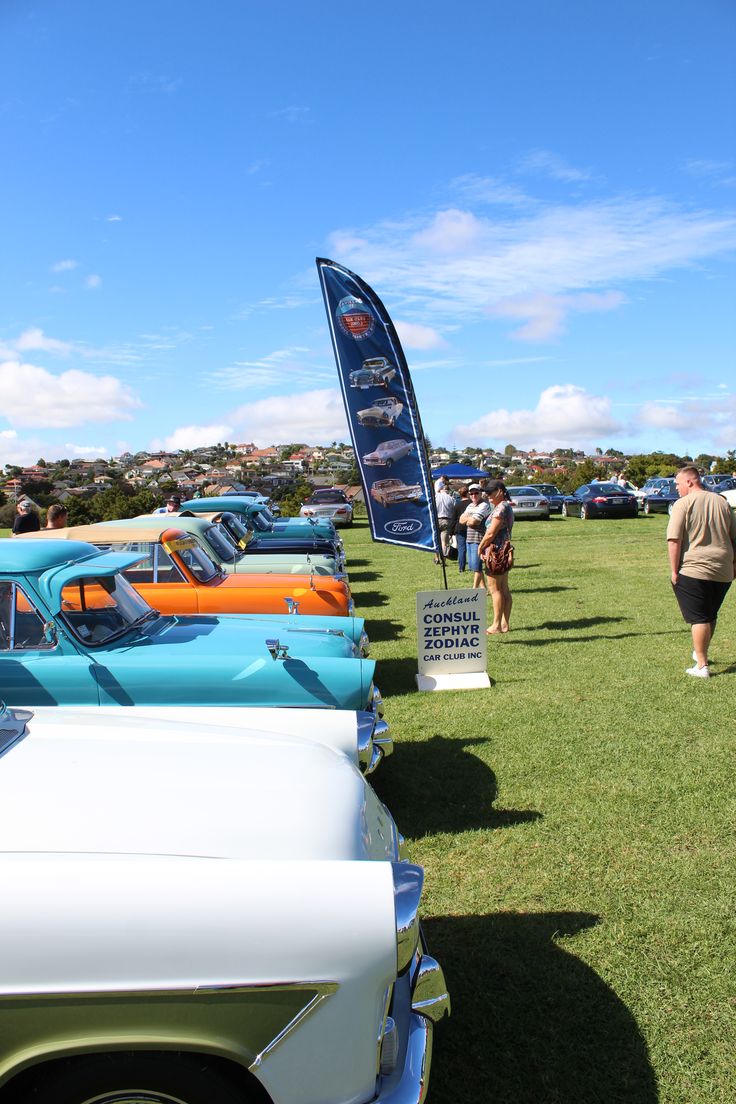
left=0, top=495, right=449, bottom=1104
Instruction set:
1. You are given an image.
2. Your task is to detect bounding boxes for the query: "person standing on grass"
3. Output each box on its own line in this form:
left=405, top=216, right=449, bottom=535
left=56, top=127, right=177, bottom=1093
left=434, top=481, right=455, bottom=563
left=478, top=479, right=514, bottom=634
left=452, top=484, right=470, bottom=573
left=460, top=484, right=490, bottom=589
left=667, top=465, right=736, bottom=678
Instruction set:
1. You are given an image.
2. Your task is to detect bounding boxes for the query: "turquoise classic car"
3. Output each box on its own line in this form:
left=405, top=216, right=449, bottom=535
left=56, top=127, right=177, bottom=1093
left=0, top=541, right=380, bottom=713
left=182, top=508, right=347, bottom=571
left=182, top=496, right=338, bottom=542
left=118, top=515, right=343, bottom=577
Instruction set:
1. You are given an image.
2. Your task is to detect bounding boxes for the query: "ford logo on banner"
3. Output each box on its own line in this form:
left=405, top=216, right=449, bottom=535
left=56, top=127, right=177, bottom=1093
left=384, top=518, right=423, bottom=536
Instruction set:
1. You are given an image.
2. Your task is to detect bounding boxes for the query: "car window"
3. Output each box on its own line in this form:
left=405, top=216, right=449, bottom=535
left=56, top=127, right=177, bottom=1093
left=0, top=581, right=54, bottom=651
left=60, top=574, right=154, bottom=645
left=177, top=544, right=220, bottom=582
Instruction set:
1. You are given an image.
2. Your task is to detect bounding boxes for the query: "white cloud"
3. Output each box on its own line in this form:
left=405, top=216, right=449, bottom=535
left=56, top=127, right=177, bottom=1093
left=64, top=443, right=108, bottom=457
left=85, top=274, right=102, bottom=289
left=0, top=360, right=141, bottom=429
left=107, top=214, right=122, bottom=221
left=518, top=149, right=594, bottom=183
left=326, top=193, right=736, bottom=340
left=454, top=384, right=623, bottom=450
left=451, top=174, right=532, bottom=207
left=14, top=327, right=74, bottom=356
left=229, top=388, right=349, bottom=447
left=208, top=346, right=333, bottom=391
left=395, top=321, right=445, bottom=350
left=637, top=403, right=690, bottom=431
left=636, top=396, right=736, bottom=448
left=50, top=259, right=78, bottom=272
left=489, top=290, right=625, bottom=341
left=158, top=424, right=234, bottom=451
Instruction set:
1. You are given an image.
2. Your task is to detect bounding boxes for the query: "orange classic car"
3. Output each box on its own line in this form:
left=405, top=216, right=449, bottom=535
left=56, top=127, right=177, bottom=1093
left=19, top=522, right=355, bottom=619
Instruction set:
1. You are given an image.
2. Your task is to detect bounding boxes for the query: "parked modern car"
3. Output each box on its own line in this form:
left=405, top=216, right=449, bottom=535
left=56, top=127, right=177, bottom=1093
left=527, top=483, right=565, bottom=513
left=0, top=541, right=379, bottom=712
left=357, top=397, right=404, bottom=428
left=370, top=478, right=423, bottom=507
left=20, top=523, right=365, bottom=642
left=642, top=479, right=679, bottom=515
left=507, top=486, right=550, bottom=520
left=362, top=438, right=414, bottom=467
left=299, top=487, right=354, bottom=528
left=182, top=496, right=339, bottom=543
left=349, top=356, right=397, bottom=389
left=561, top=483, right=639, bottom=520
left=633, top=477, right=672, bottom=507
left=702, top=474, right=736, bottom=492
left=0, top=704, right=446, bottom=1103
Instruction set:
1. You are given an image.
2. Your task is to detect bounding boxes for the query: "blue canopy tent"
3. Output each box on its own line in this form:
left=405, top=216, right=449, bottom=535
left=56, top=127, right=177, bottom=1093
left=431, top=462, right=488, bottom=480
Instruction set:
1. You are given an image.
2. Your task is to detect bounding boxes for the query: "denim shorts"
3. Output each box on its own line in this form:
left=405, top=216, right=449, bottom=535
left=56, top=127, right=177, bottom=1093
left=466, top=542, right=481, bottom=573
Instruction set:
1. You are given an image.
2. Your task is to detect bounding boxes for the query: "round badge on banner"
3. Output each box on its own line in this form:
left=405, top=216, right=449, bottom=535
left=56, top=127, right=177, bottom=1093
left=336, top=295, right=375, bottom=340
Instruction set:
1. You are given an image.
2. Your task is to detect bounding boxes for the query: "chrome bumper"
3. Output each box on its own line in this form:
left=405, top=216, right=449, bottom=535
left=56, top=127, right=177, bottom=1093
left=357, top=714, right=393, bottom=776
left=373, top=1013, right=434, bottom=1104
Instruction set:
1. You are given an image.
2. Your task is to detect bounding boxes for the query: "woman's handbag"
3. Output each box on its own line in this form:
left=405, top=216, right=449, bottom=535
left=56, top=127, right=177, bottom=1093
left=484, top=539, right=514, bottom=575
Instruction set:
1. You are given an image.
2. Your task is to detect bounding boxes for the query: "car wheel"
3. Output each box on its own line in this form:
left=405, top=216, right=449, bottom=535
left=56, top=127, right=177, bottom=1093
left=561, top=503, right=568, bottom=518
left=580, top=505, right=589, bottom=520
left=22, top=1053, right=246, bottom=1104
left=644, top=500, right=651, bottom=515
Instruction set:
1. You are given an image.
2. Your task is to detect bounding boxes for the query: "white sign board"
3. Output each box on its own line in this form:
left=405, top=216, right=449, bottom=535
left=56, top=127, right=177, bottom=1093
left=415, top=589, right=490, bottom=692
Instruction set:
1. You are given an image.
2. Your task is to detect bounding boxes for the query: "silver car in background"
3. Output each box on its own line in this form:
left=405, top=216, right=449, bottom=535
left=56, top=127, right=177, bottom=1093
left=507, top=486, right=550, bottom=519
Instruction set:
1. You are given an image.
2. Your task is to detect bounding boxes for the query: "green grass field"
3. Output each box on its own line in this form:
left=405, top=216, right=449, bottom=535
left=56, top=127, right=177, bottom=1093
left=342, top=514, right=735, bottom=1104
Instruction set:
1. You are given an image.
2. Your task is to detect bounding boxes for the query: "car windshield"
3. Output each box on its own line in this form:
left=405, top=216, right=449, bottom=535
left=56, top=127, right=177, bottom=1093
left=533, top=485, right=557, bottom=495
left=60, top=573, right=156, bottom=645
left=508, top=487, right=539, bottom=497
left=177, top=543, right=220, bottom=582
left=250, top=508, right=272, bottom=532
left=205, top=523, right=243, bottom=563
left=216, top=512, right=252, bottom=546
left=593, top=484, right=626, bottom=495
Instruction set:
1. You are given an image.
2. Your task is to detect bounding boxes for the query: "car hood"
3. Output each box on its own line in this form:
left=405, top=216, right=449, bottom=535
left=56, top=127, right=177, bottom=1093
left=0, top=709, right=396, bottom=861
left=129, top=613, right=358, bottom=659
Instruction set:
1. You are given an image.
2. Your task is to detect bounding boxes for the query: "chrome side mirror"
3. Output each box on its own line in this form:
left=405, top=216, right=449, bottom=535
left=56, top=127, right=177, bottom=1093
left=266, top=638, right=289, bottom=661
left=43, top=620, right=58, bottom=646
left=283, top=597, right=300, bottom=615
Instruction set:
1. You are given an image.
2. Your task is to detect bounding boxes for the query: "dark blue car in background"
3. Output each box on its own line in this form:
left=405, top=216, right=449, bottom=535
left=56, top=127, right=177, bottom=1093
left=561, top=483, right=639, bottom=520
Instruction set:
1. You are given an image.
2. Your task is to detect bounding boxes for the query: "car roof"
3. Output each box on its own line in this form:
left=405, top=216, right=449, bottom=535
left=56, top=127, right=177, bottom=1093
left=0, top=538, right=109, bottom=574
left=16, top=521, right=189, bottom=544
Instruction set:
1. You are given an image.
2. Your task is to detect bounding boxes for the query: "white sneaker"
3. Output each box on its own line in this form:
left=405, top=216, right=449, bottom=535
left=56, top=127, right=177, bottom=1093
left=685, top=664, right=710, bottom=679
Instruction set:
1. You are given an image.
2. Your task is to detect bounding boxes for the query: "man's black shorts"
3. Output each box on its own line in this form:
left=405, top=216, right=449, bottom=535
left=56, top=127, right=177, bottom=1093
left=672, top=574, right=731, bottom=625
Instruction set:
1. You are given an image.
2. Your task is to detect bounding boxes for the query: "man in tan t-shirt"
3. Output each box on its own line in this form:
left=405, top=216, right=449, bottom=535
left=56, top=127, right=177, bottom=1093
left=667, top=466, right=736, bottom=678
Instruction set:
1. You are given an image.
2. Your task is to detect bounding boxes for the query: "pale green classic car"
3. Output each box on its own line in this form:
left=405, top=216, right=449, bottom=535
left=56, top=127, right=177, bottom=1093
left=0, top=704, right=449, bottom=1104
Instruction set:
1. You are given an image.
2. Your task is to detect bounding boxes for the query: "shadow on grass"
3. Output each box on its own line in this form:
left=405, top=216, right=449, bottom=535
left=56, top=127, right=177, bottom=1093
left=371, top=735, right=541, bottom=836
left=425, top=911, right=658, bottom=1104
left=353, top=591, right=389, bottom=609
left=513, top=562, right=542, bottom=569
left=365, top=619, right=406, bottom=643
left=515, top=585, right=578, bottom=594
left=375, top=655, right=423, bottom=694
left=535, top=615, right=628, bottom=630
left=347, top=569, right=381, bottom=582
left=507, top=629, right=683, bottom=647
left=346, top=558, right=370, bottom=566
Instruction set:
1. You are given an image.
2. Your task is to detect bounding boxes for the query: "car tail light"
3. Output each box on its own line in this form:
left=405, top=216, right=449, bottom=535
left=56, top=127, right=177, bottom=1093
left=593, top=496, right=607, bottom=503
left=392, top=863, right=423, bottom=972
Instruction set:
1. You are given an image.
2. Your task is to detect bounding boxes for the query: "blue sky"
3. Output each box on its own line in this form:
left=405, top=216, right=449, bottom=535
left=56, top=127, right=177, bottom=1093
left=1, top=0, right=734, bottom=466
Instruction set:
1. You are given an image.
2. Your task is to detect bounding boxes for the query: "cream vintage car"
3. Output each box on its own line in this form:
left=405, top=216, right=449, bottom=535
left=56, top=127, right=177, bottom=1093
left=0, top=705, right=449, bottom=1104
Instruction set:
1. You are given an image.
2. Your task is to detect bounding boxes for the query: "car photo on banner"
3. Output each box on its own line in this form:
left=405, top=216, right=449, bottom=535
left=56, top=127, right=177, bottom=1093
left=370, top=479, right=424, bottom=508
left=349, top=357, right=397, bottom=389
left=362, top=439, right=414, bottom=467
left=357, top=397, right=404, bottom=428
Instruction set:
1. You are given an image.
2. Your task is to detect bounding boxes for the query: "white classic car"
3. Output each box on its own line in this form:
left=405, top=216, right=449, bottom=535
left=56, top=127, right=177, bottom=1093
left=0, top=705, right=449, bottom=1104
left=357, top=398, right=404, bottom=428
left=370, top=479, right=423, bottom=507
left=362, top=439, right=414, bottom=468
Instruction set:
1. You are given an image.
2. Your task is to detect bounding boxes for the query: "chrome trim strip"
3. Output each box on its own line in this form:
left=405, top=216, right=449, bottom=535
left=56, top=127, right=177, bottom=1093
left=246, top=981, right=339, bottom=1069
left=392, top=863, right=423, bottom=973
left=0, top=980, right=336, bottom=1002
